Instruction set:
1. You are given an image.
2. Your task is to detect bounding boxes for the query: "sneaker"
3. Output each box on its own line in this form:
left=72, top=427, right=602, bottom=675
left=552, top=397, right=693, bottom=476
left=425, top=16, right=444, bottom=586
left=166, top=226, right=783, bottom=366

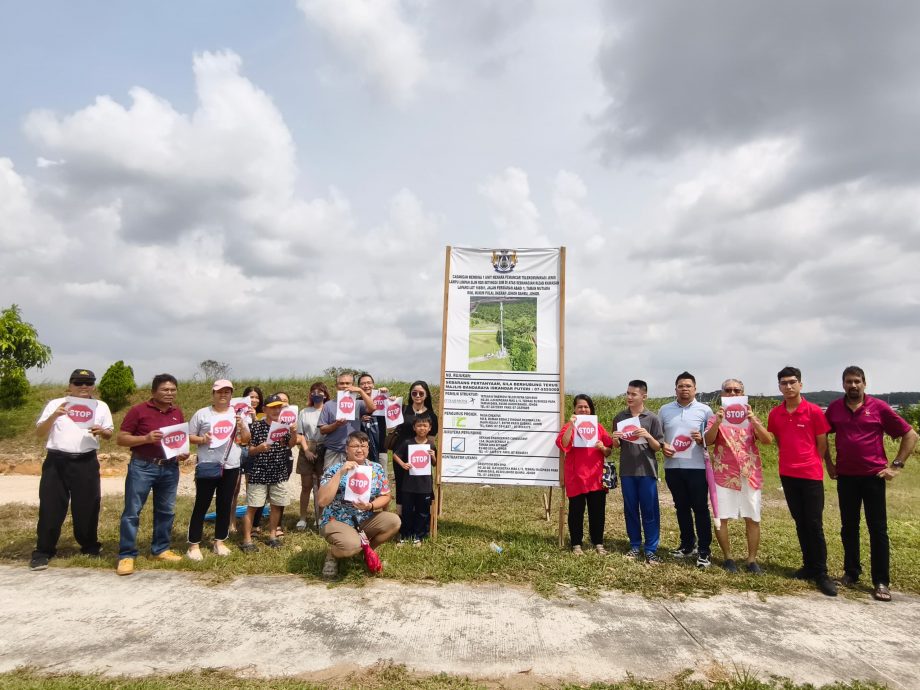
left=645, top=552, right=662, bottom=565
left=30, top=554, right=49, bottom=571
left=413, top=538, right=422, bottom=547
left=594, top=544, right=608, bottom=556
left=746, top=561, right=764, bottom=575
left=624, top=547, right=641, bottom=561
left=722, top=558, right=738, bottom=574
left=239, top=542, right=258, bottom=554
left=696, top=553, right=712, bottom=569
left=267, top=538, right=282, bottom=549
left=322, top=553, right=338, bottom=579
left=186, top=546, right=203, bottom=562
left=116, top=557, right=135, bottom=576
left=816, top=574, right=838, bottom=597
left=295, top=519, right=308, bottom=531
left=571, top=545, right=584, bottom=556
left=212, top=542, right=231, bottom=557
left=152, top=550, right=182, bottom=562
left=670, top=546, right=697, bottom=559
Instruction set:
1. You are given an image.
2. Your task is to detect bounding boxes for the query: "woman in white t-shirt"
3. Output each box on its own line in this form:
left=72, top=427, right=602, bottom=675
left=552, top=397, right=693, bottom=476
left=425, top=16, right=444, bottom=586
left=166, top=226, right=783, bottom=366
left=295, top=381, right=330, bottom=531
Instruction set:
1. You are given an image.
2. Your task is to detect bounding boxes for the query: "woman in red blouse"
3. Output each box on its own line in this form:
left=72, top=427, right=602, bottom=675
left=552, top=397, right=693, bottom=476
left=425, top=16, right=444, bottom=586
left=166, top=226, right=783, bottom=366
left=556, top=394, right=614, bottom=555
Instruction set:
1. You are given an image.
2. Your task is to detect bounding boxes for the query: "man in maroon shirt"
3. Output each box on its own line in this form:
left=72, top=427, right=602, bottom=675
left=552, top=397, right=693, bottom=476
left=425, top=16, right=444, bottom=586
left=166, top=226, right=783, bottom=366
left=825, top=365, right=918, bottom=602
left=115, top=374, right=187, bottom=576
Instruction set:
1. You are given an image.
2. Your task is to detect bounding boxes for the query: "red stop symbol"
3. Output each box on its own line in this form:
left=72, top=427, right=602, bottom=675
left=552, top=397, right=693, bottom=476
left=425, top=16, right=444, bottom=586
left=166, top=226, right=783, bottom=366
left=348, top=474, right=369, bottom=493
left=576, top=421, right=596, bottom=441
left=672, top=435, right=693, bottom=452
left=374, top=394, right=387, bottom=411
left=67, top=405, right=94, bottom=424
left=279, top=409, right=296, bottom=425
left=410, top=449, right=430, bottom=469
left=211, top=419, right=234, bottom=440
left=386, top=403, right=401, bottom=421
left=724, top=404, right=747, bottom=425
left=163, top=431, right=187, bottom=450
left=269, top=427, right=288, bottom=444
left=339, top=396, right=355, bottom=415
left=621, top=424, right=639, bottom=441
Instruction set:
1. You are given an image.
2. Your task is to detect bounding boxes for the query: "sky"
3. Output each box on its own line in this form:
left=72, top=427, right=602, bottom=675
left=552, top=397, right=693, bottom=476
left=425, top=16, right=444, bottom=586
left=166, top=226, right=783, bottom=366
left=1, top=1, right=918, bottom=397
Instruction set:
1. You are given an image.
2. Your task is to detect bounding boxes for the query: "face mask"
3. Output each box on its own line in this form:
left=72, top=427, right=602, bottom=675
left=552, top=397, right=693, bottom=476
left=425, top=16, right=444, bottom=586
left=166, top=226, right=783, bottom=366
left=311, top=394, right=325, bottom=404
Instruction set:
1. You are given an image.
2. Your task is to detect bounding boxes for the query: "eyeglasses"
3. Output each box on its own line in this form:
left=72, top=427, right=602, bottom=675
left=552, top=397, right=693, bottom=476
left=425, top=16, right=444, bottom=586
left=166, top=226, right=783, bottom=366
left=723, top=388, right=743, bottom=394
left=72, top=381, right=94, bottom=387
left=779, top=379, right=799, bottom=387
left=347, top=442, right=369, bottom=449
left=410, top=391, right=426, bottom=398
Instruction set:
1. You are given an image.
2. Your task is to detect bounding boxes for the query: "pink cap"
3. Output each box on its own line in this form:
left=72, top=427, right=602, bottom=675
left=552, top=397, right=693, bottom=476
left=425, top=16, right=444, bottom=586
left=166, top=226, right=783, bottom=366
left=212, top=379, right=234, bottom=391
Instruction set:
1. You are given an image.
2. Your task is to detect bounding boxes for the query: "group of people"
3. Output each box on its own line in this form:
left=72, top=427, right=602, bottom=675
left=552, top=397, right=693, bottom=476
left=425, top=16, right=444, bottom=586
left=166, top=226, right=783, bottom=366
left=29, top=369, right=440, bottom=580
left=556, top=366, right=917, bottom=601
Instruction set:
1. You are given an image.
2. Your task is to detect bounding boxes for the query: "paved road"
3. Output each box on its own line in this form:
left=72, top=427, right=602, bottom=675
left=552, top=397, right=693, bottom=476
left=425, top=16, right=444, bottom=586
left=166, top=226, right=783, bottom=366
left=1, top=565, right=917, bottom=687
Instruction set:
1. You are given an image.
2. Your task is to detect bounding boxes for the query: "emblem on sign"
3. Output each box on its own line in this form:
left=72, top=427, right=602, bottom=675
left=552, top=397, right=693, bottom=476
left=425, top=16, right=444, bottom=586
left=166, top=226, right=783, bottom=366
left=491, top=250, right=518, bottom=274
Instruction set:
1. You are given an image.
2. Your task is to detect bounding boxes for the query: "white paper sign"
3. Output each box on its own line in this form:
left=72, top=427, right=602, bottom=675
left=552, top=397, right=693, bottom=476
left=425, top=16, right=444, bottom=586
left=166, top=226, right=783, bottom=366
left=230, top=397, right=253, bottom=424
left=278, top=404, right=299, bottom=427
left=720, top=396, right=750, bottom=430
left=208, top=412, right=236, bottom=448
left=336, top=391, right=357, bottom=421
left=160, top=422, right=190, bottom=459
left=408, top=443, right=432, bottom=476
left=616, top=416, right=648, bottom=446
left=573, top=415, right=598, bottom=448
left=267, top=420, right=289, bottom=445
left=371, top=390, right=388, bottom=417
left=669, top=426, right=696, bottom=459
left=64, top=396, right=98, bottom=429
left=384, top=397, right=404, bottom=429
left=343, top=464, right=373, bottom=503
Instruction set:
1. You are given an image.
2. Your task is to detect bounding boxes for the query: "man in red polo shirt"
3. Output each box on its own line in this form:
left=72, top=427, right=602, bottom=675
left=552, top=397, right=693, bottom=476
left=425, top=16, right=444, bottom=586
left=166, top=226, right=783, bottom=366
left=765, top=366, right=836, bottom=596
left=115, top=373, right=187, bottom=576
left=824, top=365, right=917, bottom=602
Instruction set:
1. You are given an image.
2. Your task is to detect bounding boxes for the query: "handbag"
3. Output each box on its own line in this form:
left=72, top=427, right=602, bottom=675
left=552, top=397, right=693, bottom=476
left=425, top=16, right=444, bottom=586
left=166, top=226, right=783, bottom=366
left=195, top=425, right=236, bottom=479
left=602, top=462, right=618, bottom=491
left=384, top=429, right=399, bottom=452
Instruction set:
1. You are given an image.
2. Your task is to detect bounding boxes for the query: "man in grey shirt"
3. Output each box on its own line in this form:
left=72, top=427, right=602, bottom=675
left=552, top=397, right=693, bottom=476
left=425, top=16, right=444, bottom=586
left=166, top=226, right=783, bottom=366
left=611, top=380, right=665, bottom=564
left=318, top=372, right=376, bottom=467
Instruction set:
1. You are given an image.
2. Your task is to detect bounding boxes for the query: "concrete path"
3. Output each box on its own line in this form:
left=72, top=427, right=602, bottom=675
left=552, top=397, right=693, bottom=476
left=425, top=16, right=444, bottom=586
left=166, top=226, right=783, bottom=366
left=1, top=565, right=917, bottom=687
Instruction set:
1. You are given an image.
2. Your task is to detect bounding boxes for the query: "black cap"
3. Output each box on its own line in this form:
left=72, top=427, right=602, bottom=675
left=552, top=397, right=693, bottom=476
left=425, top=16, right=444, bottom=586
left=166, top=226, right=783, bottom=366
left=264, top=393, right=285, bottom=407
left=69, top=369, right=96, bottom=383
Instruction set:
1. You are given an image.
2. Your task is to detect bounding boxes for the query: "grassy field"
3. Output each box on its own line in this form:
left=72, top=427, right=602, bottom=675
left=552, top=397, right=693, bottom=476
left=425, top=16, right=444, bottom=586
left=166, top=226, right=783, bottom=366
left=1, top=380, right=918, bottom=599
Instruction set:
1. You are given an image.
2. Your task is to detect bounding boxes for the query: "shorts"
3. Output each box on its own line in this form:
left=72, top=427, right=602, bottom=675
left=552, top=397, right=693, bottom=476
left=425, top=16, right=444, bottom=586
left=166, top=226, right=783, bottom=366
left=324, top=449, right=346, bottom=470
left=296, top=452, right=320, bottom=476
left=247, top=481, right=290, bottom=507
left=715, top=482, right=761, bottom=522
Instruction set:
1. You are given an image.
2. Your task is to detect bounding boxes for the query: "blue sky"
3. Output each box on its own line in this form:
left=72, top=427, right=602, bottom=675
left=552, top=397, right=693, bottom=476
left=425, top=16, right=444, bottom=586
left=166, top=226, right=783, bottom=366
left=2, top=1, right=918, bottom=397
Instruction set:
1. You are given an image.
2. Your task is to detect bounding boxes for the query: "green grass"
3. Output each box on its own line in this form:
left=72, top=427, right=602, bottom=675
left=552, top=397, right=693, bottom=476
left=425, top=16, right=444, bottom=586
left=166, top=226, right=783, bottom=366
left=468, top=329, right=500, bottom=358
left=0, top=665, right=891, bottom=689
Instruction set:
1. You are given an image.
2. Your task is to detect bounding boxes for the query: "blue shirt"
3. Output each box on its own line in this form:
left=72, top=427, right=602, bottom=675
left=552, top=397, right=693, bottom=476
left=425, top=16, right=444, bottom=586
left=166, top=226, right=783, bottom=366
left=659, top=399, right=713, bottom=470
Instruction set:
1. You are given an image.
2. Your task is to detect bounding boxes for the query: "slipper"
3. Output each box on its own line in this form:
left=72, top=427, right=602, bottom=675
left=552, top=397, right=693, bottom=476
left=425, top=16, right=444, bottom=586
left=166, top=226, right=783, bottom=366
left=275, top=528, right=285, bottom=537
left=873, top=584, right=892, bottom=602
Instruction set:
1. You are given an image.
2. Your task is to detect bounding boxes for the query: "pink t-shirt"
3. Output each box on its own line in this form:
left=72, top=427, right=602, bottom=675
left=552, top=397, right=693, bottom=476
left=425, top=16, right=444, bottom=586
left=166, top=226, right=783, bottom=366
left=705, top=417, right=763, bottom=490
left=767, top=398, right=830, bottom=480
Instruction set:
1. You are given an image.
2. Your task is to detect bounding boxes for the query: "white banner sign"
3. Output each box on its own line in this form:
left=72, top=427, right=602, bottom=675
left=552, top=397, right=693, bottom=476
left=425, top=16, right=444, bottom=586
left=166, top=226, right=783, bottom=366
left=573, top=415, right=598, bottom=448
left=720, top=396, right=750, bottom=430
left=160, top=423, right=190, bottom=459
left=440, top=247, right=564, bottom=486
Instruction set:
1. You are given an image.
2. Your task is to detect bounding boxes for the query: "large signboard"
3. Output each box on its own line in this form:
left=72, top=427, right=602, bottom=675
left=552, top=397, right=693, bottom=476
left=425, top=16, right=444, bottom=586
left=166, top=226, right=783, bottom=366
left=438, top=247, right=565, bottom=487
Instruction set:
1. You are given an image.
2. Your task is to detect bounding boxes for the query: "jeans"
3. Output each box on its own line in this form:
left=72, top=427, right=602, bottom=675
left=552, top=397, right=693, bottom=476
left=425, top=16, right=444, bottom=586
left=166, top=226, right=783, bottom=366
left=781, top=475, right=828, bottom=577
left=118, top=458, right=180, bottom=558
left=665, top=468, right=712, bottom=556
left=33, top=450, right=101, bottom=559
left=568, top=490, right=607, bottom=547
left=400, top=492, right=433, bottom=540
left=621, top=475, right=660, bottom=553
left=188, top=468, right=240, bottom=544
left=837, top=474, right=889, bottom=586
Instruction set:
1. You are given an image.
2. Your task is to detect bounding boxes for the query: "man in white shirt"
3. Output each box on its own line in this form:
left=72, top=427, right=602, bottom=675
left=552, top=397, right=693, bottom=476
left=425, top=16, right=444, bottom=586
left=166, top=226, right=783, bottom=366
left=31, top=369, right=114, bottom=571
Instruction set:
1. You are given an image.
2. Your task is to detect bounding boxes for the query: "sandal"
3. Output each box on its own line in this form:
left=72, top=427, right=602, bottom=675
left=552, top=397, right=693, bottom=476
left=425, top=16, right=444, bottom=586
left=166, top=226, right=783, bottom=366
left=873, top=584, right=892, bottom=602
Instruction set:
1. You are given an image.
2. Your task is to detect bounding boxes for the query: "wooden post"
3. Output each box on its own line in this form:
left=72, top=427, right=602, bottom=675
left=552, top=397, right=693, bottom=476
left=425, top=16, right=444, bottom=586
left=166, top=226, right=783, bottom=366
left=557, top=246, right=567, bottom=548
left=430, top=246, right=452, bottom=541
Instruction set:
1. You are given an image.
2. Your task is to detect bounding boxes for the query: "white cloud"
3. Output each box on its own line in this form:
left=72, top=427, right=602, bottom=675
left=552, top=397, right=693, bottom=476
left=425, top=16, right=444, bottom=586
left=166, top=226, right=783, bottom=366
left=479, top=167, right=549, bottom=247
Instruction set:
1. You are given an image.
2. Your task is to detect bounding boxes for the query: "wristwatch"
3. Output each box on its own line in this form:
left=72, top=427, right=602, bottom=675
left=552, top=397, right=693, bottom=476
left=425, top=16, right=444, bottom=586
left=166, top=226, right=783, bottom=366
left=892, top=460, right=905, bottom=469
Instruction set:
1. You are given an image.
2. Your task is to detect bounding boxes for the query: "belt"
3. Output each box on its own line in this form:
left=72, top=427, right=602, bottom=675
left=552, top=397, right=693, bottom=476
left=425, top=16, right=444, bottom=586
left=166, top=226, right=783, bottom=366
left=132, top=456, right=176, bottom=466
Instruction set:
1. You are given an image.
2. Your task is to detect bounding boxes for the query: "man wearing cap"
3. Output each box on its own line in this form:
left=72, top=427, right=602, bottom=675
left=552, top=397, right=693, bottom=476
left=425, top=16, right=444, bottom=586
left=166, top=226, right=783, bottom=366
left=825, top=365, right=918, bottom=602
left=115, top=373, right=186, bottom=576
left=318, top=372, right=377, bottom=467
left=30, top=369, right=114, bottom=571
left=241, top=393, right=299, bottom=552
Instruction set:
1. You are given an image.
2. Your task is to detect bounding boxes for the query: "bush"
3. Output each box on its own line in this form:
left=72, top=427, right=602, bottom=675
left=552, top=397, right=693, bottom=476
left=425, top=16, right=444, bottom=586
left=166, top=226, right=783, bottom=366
left=98, top=360, right=136, bottom=411
left=0, top=367, right=30, bottom=409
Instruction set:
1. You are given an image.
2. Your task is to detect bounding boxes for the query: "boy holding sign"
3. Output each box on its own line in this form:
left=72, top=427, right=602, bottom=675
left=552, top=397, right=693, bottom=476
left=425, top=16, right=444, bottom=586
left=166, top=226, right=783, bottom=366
left=393, top=415, right=437, bottom=544
left=316, top=431, right=400, bottom=578
left=30, top=369, right=114, bottom=571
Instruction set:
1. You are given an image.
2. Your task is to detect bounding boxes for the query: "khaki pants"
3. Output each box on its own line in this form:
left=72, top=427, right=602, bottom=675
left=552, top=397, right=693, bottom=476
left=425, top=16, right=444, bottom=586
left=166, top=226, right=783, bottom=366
left=322, top=511, right=401, bottom=558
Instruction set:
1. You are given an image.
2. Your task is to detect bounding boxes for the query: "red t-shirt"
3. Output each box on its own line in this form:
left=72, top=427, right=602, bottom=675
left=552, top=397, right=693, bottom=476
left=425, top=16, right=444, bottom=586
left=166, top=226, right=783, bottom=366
left=767, top=398, right=830, bottom=480
left=825, top=396, right=912, bottom=477
left=121, top=400, right=185, bottom=460
left=556, top=422, right=613, bottom=498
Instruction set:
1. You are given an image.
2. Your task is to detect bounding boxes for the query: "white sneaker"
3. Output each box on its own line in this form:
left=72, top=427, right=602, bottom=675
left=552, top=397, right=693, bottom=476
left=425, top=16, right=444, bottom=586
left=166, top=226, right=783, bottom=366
left=186, top=546, right=203, bottom=562
left=295, top=519, right=308, bottom=531
left=321, top=553, right=338, bottom=579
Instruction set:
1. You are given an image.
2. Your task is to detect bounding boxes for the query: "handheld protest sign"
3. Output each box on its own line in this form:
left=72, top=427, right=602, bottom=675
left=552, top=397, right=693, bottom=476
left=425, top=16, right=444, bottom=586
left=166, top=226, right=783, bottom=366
left=408, top=443, right=432, bottom=476
left=372, top=390, right=388, bottom=417
left=573, top=415, right=598, bottom=448
left=209, top=413, right=236, bottom=448
left=160, top=423, right=190, bottom=459
left=230, top=397, right=253, bottom=423
left=267, top=420, right=289, bottom=445
left=670, top=427, right=695, bottom=459
left=336, top=391, right=357, bottom=421
left=384, top=397, right=404, bottom=429
left=720, top=396, right=750, bottom=430
left=64, top=396, right=98, bottom=429
left=278, top=405, right=298, bottom=426
left=343, top=465, right=373, bottom=503
left=616, top=416, right=647, bottom=446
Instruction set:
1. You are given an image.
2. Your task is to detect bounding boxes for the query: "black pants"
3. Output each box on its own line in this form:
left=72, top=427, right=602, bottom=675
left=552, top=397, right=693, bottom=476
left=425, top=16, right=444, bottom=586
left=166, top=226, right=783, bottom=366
left=781, top=475, right=828, bottom=577
left=187, top=468, right=241, bottom=544
left=33, top=450, right=101, bottom=559
left=664, top=468, right=712, bottom=556
left=568, top=490, right=607, bottom=547
left=400, top=492, right=433, bottom=540
left=837, top=474, right=889, bottom=586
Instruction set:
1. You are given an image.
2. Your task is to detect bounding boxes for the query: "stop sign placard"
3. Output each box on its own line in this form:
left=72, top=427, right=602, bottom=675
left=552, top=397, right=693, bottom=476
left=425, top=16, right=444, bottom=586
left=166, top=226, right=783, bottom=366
left=576, top=421, right=596, bottom=441
left=268, top=425, right=288, bottom=444
left=620, top=424, right=639, bottom=441
left=163, top=430, right=188, bottom=450
left=278, top=407, right=297, bottom=426
left=211, top=418, right=235, bottom=441
left=672, top=434, right=693, bottom=453
left=66, top=404, right=95, bottom=427
left=410, top=449, right=430, bottom=469
left=724, top=404, right=747, bottom=425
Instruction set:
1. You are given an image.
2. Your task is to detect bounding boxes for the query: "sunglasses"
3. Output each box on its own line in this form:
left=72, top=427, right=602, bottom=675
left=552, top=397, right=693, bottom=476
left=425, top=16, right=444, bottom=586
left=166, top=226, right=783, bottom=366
left=72, top=381, right=94, bottom=386
left=410, top=391, right=426, bottom=397
left=723, top=388, right=743, bottom=394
